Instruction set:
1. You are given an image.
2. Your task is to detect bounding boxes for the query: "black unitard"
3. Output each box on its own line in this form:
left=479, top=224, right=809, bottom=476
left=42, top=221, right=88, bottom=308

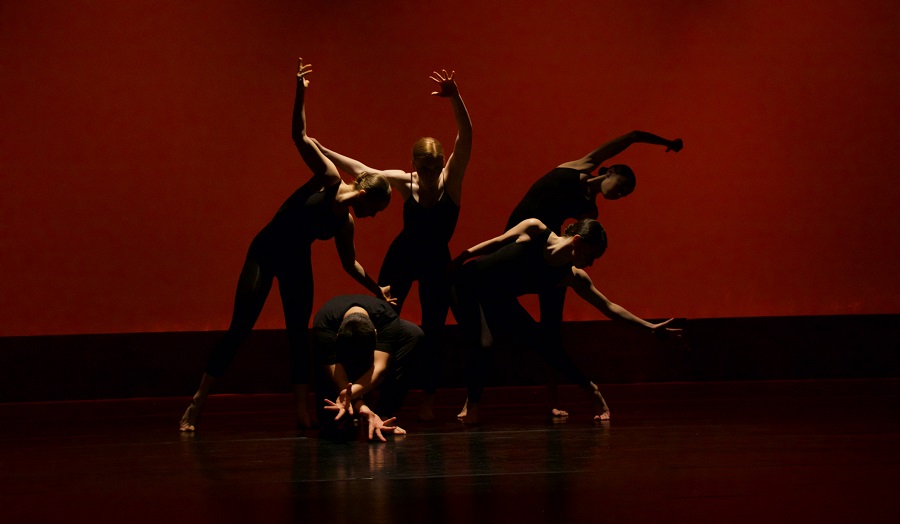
left=204, top=181, right=348, bottom=385
left=378, top=187, right=459, bottom=394
left=451, top=229, right=593, bottom=403
left=505, top=167, right=600, bottom=344
left=312, top=295, right=423, bottom=419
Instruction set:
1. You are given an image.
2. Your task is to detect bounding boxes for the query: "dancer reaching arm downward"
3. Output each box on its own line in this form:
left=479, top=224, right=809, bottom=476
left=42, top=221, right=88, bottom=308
left=179, top=58, right=394, bottom=432
left=450, top=218, right=681, bottom=424
left=506, top=130, right=682, bottom=417
left=315, top=69, right=472, bottom=420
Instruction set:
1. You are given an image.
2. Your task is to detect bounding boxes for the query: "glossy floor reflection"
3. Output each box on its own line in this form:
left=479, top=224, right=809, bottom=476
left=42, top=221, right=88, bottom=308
left=1, top=380, right=899, bottom=523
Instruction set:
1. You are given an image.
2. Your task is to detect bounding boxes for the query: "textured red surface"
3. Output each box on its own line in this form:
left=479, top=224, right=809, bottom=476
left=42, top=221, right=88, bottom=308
left=1, top=1, right=898, bottom=336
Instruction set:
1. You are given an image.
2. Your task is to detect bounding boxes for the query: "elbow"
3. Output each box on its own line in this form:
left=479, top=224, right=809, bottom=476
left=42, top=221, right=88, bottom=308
left=292, top=131, right=308, bottom=148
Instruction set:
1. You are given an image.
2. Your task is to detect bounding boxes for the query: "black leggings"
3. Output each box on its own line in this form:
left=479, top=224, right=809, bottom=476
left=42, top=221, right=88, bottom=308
left=204, top=237, right=314, bottom=384
left=378, top=240, right=451, bottom=395
left=452, top=275, right=590, bottom=403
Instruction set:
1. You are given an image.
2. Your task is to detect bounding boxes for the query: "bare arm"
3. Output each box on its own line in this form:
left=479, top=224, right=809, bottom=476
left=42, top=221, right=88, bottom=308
left=430, top=70, right=472, bottom=204
left=291, top=57, right=341, bottom=188
left=312, top=138, right=412, bottom=199
left=451, top=219, right=547, bottom=268
left=566, top=268, right=678, bottom=334
left=334, top=217, right=396, bottom=304
left=337, top=351, right=390, bottom=401
left=558, top=130, right=683, bottom=173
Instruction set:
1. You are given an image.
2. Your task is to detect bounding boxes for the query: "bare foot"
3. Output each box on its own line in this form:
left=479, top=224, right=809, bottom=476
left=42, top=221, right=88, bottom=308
left=589, top=386, right=611, bottom=421
left=457, top=401, right=479, bottom=424
left=180, top=402, right=200, bottom=432
left=456, top=398, right=468, bottom=420
left=418, top=394, right=436, bottom=421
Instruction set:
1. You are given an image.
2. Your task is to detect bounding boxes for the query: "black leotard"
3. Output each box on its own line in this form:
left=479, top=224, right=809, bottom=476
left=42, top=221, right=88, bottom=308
left=377, top=188, right=460, bottom=394
left=205, top=182, right=348, bottom=384
left=506, top=167, right=598, bottom=232
left=451, top=229, right=592, bottom=402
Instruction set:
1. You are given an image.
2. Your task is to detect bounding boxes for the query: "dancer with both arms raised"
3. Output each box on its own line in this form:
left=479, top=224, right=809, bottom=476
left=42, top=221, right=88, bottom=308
left=314, top=69, right=472, bottom=421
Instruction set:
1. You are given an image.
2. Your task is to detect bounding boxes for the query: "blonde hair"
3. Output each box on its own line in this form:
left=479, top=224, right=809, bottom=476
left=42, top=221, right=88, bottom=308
left=412, top=137, right=444, bottom=164
left=355, top=172, right=392, bottom=204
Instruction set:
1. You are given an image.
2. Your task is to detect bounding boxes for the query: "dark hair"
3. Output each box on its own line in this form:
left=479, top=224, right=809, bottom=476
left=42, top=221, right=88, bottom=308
left=563, top=219, right=608, bottom=256
left=336, top=312, right=377, bottom=361
left=355, top=172, right=392, bottom=205
left=608, top=164, right=636, bottom=191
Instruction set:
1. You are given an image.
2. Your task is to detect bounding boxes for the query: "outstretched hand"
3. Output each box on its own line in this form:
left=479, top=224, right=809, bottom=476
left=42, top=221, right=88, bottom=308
left=323, top=383, right=354, bottom=420
left=297, top=57, right=312, bottom=87
left=649, top=318, right=689, bottom=349
left=361, top=406, right=406, bottom=442
left=429, top=69, right=458, bottom=97
left=665, top=138, right=683, bottom=153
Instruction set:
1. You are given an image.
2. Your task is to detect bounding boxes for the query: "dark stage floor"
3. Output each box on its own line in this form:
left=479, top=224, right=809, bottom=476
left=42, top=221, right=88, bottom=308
left=2, top=379, right=899, bottom=523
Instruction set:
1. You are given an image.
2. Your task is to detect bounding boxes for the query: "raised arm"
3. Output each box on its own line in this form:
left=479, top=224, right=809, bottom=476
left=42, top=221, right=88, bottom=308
left=334, top=217, right=397, bottom=305
left=311, top=138, right=412, bottom=199
left=567, top=268, right=680, bottom=335
left=558, top=131, right=683, bottom=173
left=290, top=57, right=341, bottom=188
left=430, top=70, right=473, bottom=204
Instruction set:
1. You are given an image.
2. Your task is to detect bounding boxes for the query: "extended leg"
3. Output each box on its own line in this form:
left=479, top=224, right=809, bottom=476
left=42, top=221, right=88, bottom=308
left=181, top=254, right=273, bottom=431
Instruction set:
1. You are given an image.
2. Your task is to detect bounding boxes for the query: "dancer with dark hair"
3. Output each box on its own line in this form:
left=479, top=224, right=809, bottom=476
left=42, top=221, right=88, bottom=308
left=314, top=69, right=472, bottom=420
left=450, top=218, right=681, bottom=424
left=506, top=130, right=682, bottom=417
left=179, top=58, right=394, bottom=432
left=314, top=294, right=423, bottom=441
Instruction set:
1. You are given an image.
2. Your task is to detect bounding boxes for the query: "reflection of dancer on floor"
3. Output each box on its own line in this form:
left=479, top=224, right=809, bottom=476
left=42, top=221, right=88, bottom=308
left=180, top=58, right=394, bottom=432
left=450, top=218, right=682, bottom=424
left=314, top=70, right=472, bottom=421
left=505, top=131, right=682, bottom=418
left=314, top=295, right=423, bottom=441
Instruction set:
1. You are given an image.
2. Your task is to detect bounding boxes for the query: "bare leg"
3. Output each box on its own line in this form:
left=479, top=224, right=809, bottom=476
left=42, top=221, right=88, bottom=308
left=180, top=373, right=216, bottom=432
left=588, top=382, right=611, bottom=421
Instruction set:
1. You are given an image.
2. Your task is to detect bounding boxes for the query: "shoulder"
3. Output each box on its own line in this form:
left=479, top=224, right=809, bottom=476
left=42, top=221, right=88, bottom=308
left=566, top=267, right=593, bottom=288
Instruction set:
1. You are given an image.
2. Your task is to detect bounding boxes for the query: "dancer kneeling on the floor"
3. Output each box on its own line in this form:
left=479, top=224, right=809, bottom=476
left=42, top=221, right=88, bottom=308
left=450, top=218, right=681, bottom=424
left=314, top=295, right=423, bottom=441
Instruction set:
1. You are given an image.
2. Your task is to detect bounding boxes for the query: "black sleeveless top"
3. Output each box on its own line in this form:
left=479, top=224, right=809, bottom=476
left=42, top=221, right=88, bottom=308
left=399, top=189, right=460, bottom=247
left=471, top=229, right=572, bottom=297
left=251, top=183, right=349, bottom=268
left=506, top=167, right=598, bottom=232
left=266, top=182, right=347, bottom=242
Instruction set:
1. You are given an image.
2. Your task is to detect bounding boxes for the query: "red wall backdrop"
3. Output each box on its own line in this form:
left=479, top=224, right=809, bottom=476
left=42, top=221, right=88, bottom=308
left=1, top=1, right=898, bottom=337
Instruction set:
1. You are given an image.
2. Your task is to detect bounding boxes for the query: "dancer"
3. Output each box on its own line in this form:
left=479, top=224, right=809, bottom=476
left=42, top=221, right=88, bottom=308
left=314, top=69, right=472, bottom=420
left=506, top=130, right=682, bottom=417
left=179, top=58, right=394, bottom=432
left=450, top=218, right=681, bottom=424
left=315, top=294, right=423, bottom=441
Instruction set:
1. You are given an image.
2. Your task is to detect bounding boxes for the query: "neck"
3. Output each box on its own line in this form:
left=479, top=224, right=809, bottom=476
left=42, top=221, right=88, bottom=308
left=546, top=233, right=575, bottom=263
